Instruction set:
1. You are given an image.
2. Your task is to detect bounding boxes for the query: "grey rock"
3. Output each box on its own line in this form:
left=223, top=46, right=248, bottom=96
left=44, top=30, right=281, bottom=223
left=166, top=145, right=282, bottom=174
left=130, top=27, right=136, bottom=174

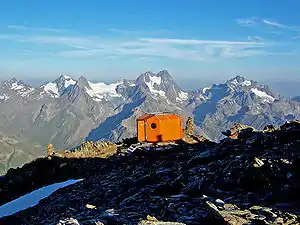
left=0, top=122, right=300, bottom=224
left=138, top=221, right=186, bottom=225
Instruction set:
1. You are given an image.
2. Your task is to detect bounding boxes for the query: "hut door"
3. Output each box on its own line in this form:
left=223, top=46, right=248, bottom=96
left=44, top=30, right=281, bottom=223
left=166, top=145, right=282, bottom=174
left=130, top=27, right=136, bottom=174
left=137, top=120, right=146, bottom=142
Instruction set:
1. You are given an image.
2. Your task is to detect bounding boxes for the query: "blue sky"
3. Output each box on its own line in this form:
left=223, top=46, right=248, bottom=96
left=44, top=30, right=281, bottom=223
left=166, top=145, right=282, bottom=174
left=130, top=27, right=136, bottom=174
left=0, top=0, right=300, bottom=86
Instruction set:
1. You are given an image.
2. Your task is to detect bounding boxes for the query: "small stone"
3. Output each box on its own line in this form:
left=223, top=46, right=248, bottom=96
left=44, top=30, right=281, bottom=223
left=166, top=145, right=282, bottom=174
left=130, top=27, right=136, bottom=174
left=60, top=163, right=68, bottom=168
left=138, top=221, right=186, bottom=225
left=223, top=204, right=239, bottom=211
left=57, top=217, right=80, bottom=225
left=253, top=157, right=264, bottom=167
left=215, top=199, right=225, bottom=206
left=147, top=215, right=158, bottom=221
left=86, top=204, right=97, bottom=209
left=202, top=195, right=208, bottom=199
left=274, top=217, right=284, bottom=223
left=250, top=205, right=262, bottom=211
left=95, top=222, right=105, bottom=225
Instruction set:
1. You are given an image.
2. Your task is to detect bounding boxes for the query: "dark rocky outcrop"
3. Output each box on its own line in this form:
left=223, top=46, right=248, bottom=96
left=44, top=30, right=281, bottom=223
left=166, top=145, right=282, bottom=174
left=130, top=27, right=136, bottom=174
left=0, top=120, right=300, bottom=224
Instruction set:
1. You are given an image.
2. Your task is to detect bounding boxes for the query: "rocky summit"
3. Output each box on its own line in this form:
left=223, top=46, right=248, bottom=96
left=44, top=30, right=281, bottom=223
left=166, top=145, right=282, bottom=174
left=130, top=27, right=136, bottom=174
left=0, top=120, right=300, bottom=225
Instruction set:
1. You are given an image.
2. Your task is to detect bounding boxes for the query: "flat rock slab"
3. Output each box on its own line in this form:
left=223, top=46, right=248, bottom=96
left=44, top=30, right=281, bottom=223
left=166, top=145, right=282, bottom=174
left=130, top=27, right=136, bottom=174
left=138, top=221, right=186, bottom=225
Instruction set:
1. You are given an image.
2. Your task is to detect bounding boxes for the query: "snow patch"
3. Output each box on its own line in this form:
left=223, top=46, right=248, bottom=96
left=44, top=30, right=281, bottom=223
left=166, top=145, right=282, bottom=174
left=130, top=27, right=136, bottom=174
left=64, top=78, right=76, bottom=89
left=149, top=75, right=162, bottom=85
left=19, top=88, right=35, bottom=97
left=0, top=94, right=9, bottom=101
left=145, top=75, right=165, bottom=97
left=202, top=87, right=211, bottom=94
left=231, top=79, right=238, bottom=85
left=10, top=82, right=35, bottom=97
left=241, top=80, right=251, bottom=86
left=63, top=75, right=71, bottom=79
left=85, top=81, right=122, bottom=101
left=0, top=179, right=83, bottom=219
left=43, top=82, right=59, bottom=97
left=251, top=88, right=275, bottom=103
left=231, top=79, right=251, bottom=86
left=10, top=82, right=20, bottom=90
left=176, top=90, right=189, bottom=102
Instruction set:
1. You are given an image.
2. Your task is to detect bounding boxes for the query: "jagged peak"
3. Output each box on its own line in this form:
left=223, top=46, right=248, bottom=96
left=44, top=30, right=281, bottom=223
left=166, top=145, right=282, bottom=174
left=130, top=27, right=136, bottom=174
left=225, top=75, right=271, bottom=92
left=137, top=70, right=176, bottom=85
left=136, top=71, right=155, bottom=81
left=7, top=77, right=18, bottom=83
left=156, top=69, right=172, bottom=77
left=137, top=70, right=173, bottom=80
left=54, top=74, right=77, bottom=90
left=62, top=75, right=72, bottom=79
left=144, top=71, right=155, bottom=75
left=56, top=74, right=74, bottom=81
left=1, top=77, right=32, bottom=89
left=227, top=75, right=252, bottom=87
left=75, top=76, right=90, bottom=88
left=2, top=77, right=20, bottom=86
left=224, top=75, right=278, bottom=103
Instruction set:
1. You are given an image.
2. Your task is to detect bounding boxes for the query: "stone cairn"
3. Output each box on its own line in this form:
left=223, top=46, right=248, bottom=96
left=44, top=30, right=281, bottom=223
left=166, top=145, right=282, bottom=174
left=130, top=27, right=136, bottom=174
left=47, top=144, right=54, bottom=156
left=184, top=116, right=194, bottom=136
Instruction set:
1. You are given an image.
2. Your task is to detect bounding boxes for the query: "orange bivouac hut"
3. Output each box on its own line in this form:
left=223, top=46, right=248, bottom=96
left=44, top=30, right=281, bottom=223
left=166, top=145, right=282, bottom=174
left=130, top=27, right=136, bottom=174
left=136, top=113, right=183, bottom=143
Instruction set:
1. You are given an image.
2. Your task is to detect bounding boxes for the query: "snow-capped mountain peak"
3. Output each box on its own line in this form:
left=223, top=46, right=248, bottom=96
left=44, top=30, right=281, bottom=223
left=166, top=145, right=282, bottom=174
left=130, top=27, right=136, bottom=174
left=1, top=78, right=18, bottom=87
left=135, top=70, right=190, bottom=104
left=0, top=78, right=35, bottom=99
left=39, top=75, right=77, bottom=98
left=225, top=75, right=276, bottom=102
left=11, top=81, right=34, bottom=96
left=56, top=74, right=76, bottom=90
left=38, top=75, right=129, bottom=102
left=227, top=75, right=252, bottom=87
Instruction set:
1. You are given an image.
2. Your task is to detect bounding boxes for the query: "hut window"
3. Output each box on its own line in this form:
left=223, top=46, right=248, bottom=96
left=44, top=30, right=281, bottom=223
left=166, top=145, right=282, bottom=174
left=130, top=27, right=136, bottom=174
left=150, top=122, right=157, bottom=129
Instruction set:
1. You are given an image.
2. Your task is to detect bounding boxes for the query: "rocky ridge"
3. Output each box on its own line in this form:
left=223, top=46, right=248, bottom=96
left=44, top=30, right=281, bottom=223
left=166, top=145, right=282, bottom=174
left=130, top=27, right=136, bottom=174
left=0, top=120, right=300, bottom=224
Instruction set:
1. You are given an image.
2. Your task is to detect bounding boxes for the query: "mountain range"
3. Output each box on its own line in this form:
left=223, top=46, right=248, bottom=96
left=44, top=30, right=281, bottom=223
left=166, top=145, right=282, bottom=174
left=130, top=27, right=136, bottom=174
left=0, top=70, right=300, bottom=173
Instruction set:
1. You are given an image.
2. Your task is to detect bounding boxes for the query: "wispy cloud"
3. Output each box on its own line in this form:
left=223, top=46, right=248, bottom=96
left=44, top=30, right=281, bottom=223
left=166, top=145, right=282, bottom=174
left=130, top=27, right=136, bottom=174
left=139, top=38, right=264, bottom=46
left=262, top=20, right=284, bottom=28
left=263, top=19, right=300, bottom=33
left=1, top=19, right=296, bottom=61
left=237, top=17, right=300, bottom=37
left=4, top=33, right=280, bottom=61
left=8, top=25, right=68, bottom=33
left=52, top=36, right=278, bottom=60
